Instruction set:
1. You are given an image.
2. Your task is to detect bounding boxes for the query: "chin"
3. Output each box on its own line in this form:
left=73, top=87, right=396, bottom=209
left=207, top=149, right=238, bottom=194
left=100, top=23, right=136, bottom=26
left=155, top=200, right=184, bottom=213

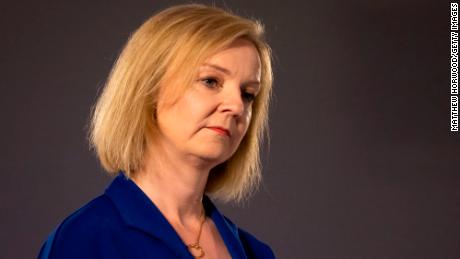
left=192, top=147, right=231, bottom=165
left=199, top=152, right=228, bottom=163
left=186, top=139, right=238, bottom=165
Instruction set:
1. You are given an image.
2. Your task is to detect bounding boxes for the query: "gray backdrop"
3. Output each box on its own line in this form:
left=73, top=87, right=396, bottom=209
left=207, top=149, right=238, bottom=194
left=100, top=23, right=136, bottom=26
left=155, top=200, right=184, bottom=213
left=1, top=0, right=459, bottom=258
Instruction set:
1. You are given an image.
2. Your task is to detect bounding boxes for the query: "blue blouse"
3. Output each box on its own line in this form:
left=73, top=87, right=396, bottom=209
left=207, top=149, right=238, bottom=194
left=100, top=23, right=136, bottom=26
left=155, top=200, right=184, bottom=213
left=38, top=173, right=275, bottom=258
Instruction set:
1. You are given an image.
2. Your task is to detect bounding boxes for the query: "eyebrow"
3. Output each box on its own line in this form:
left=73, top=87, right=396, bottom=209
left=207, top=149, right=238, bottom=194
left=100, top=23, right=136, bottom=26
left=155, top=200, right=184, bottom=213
left=202, top=63, right=232, bottom=75
left=201, top=63, right=261, bottom=88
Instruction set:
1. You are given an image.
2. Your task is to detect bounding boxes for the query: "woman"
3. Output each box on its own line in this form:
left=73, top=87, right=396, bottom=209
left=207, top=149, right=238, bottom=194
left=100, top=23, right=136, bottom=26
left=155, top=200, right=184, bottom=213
left=39, top=4, right=274, bottom=259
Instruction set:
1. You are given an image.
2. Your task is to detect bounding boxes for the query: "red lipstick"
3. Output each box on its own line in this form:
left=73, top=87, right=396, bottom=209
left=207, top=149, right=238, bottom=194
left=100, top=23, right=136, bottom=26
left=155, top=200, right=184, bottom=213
left=207, top=127, right=231, bottom=137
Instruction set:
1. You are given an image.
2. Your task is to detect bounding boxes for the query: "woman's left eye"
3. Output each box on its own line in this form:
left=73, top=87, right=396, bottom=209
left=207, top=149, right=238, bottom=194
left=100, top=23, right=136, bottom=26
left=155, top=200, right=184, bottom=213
left=242, top=91, right=256, bottom=103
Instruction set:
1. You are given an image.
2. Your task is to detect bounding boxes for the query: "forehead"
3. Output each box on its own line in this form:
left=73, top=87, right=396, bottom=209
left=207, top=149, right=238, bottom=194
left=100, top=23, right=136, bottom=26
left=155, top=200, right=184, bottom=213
left=200, top=39, right=261, bottom=80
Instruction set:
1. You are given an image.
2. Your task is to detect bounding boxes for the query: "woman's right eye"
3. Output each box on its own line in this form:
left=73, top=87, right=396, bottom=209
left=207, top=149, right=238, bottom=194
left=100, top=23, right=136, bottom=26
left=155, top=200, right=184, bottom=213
left=200, top=77, right=219, bottom=88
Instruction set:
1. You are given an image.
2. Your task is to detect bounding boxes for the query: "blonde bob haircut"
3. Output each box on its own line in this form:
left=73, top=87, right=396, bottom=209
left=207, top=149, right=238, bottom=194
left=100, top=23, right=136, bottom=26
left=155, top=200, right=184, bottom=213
left=89, top=4, right=273, bottom=202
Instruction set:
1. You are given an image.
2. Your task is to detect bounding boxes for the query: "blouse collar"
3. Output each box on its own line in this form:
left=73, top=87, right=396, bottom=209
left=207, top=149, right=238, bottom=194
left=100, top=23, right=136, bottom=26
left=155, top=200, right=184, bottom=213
left=104, top=173, right=246, bottom=259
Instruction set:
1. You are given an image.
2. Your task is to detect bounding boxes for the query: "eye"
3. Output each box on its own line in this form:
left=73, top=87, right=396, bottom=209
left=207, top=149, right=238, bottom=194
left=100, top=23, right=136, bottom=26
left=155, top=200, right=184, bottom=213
left=241, top=91, right=256, bottom=103
left=200, top=77, right=219, bottom=88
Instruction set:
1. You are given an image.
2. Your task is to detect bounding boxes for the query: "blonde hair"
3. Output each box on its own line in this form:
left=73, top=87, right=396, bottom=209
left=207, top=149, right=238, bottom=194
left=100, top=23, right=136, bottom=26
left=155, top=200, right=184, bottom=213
left=89, top=4, right=273, bottom=202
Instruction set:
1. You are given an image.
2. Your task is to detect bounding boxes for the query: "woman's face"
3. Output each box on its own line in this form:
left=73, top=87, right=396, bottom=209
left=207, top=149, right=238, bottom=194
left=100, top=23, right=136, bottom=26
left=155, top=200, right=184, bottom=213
left=154, top=39, right=261, bottom=167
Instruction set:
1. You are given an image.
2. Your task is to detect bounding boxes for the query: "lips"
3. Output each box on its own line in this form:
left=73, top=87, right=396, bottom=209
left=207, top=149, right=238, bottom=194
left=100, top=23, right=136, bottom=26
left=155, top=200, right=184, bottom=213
left=206, top=126, right=231, bottom=137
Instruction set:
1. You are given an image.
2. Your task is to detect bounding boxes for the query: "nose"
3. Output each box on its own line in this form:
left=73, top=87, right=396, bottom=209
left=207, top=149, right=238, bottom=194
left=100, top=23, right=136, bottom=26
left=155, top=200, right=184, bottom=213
left=219, top=85, right=245, bottom=117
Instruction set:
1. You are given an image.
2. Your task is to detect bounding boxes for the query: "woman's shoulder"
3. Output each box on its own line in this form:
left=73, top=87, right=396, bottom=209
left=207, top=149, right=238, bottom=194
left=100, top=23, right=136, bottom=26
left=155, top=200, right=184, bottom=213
left=39, top=194, right=126, bottom=258
left=55, top=194, right=122, bottom=234
left=221, top=215, right=276, bottom=259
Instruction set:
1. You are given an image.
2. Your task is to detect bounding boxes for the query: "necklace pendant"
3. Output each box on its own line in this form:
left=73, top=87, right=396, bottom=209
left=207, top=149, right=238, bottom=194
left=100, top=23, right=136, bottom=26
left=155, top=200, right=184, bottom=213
left=187, top=243, right=205, bottom=258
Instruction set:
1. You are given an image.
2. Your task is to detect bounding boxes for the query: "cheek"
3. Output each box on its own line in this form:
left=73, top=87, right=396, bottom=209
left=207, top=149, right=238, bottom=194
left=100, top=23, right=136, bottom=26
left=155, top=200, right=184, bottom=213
left=178, top=92, right=213, bottom=118
left=156, top=98, right=197, bottom=133
left=166, top=92, right=216, bottom=134
left=238, top=108, right=252, bottom=133
left=246, top=108, right=252, bottom=123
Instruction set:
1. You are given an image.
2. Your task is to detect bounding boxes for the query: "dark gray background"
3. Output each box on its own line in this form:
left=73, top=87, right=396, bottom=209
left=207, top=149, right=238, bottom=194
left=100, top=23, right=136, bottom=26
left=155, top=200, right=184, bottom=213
left=1, top=0, right=459, bottom=258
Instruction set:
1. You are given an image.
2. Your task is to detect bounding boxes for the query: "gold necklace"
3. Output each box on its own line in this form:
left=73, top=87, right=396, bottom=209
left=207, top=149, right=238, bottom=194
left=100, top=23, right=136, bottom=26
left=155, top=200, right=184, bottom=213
left=187, top=208, right=206, bottom=258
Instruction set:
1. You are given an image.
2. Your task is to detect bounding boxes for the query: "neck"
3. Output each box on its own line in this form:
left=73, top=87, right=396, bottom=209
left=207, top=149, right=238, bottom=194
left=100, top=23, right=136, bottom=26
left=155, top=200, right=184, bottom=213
left=131, top=144, right=212, bottom=227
